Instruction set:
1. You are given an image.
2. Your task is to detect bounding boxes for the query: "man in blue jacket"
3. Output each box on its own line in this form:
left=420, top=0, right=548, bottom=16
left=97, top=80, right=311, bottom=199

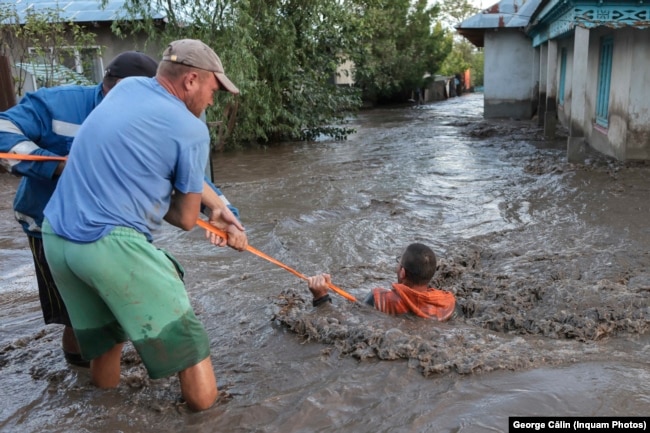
left=0, top=51, right=240, bottom=367
left=0, top=51, right=159, bottom=366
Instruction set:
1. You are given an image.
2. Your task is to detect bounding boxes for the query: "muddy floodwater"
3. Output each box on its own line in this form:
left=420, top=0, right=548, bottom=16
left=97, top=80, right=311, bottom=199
left=1, top=93, right=649, bottom=432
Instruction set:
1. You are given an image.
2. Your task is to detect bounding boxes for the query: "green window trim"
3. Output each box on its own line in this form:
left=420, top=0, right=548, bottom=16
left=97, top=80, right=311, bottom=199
left=596, top=36, right=613, bottom=128
left=559, top=48, right=567, bottom=106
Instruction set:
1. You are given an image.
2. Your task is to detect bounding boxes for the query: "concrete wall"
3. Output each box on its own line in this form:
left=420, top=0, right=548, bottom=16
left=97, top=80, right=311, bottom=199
left=95, top=26, right=160, bottom=61
left=558, top=26, right=650, bottom=161
left=621, top=28, right=650, bottom=160
left=578, top=28, right=600, bottom=153
left=484, top=29, right=536, bottom=119
left=582, top=27, right=631, bottom=160
left=599, top=27, right=633, bottom=160
left=531, top=45, right=540, bottom=117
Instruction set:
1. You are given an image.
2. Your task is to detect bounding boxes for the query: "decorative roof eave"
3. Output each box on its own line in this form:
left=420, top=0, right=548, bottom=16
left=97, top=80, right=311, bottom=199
left=455, top=27, right=487, bottom=47
left=528, top=1, right=650, bottom=46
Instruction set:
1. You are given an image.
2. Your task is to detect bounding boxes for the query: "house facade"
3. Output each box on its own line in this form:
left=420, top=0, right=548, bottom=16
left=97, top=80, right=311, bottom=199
left=457, top=0, right=650, bottom=162
left=0, top=0, right=163, bottom=97
left=456, top=0, right=543, bottom=120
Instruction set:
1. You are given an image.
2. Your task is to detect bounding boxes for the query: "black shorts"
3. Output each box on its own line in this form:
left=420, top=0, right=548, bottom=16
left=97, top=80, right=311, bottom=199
left=28, top=235, right=72, bottom=327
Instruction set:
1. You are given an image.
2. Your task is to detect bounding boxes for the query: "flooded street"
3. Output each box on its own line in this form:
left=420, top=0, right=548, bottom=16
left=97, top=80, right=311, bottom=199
left=1, top=93, right=648, bottom=432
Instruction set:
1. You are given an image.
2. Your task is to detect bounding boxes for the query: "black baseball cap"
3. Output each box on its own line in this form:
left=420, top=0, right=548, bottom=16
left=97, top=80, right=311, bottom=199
left=104, top=51, right=158, bottom=79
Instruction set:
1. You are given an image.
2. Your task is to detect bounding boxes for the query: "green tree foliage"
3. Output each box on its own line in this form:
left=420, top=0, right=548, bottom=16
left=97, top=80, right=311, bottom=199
left=348, top=0, right=452, bottom=104
left=440, top=38, right=483, bottom=87
left=112, top=0, right=455, bottom=146
left=0, top=4, right=96, bottom=96
left=439, top=0, right=480, bottom=27
left=113, top=0, right=361, bottom=146
left=437, top=0, right=483, bottom=87
left=468, top=46, right=483, bottom=87
left=234, top=0, right=361, bottom=143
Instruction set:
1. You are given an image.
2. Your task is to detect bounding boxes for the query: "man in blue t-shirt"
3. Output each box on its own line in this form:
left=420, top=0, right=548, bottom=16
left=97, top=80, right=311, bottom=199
left=42, top=39, right=247, bottom=412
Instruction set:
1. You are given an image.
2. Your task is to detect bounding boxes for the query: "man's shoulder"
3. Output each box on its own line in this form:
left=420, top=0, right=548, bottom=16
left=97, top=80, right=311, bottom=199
left=426, top=286, right=456, bottom=298
left=363, top=286, right=395, bottom=307
left=108, top=78, right=187, bottom=116
left=33, top=83, right=99, bottom=97
left=25, top=84, right=101, bottom=108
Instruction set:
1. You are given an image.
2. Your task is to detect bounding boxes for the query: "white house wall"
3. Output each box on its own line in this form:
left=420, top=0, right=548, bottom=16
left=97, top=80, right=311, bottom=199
left=579, top=28, right=603, bottom=156
left=459, top=0, right=650, bottom=161
left=91, top=26, right=161, bottom=69
left=621, top=28, right=650, bottom=160
left=596, top=27, right=632, bottom=160
left=582, top=27, right=640, bottom=160
left=556, top=27, right=650, bottom=161
left=484, top=29, right=535, bottom=119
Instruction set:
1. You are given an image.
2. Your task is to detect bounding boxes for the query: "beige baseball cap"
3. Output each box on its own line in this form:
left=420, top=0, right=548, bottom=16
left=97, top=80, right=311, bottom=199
left=162, top=39, right=239, bottom=95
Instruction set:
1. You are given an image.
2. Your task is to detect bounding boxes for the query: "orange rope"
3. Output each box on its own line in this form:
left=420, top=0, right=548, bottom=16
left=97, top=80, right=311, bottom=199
left=1, top=152, right=358, bottom=302
left=0, top=152, right=67, bottom=161
left=196, top=219, right=356, bottom=302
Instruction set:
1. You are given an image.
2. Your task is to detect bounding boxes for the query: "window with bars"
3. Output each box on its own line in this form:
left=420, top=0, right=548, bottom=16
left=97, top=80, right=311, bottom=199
left=596, top=37, right=613, bottom=128
left=26, top=46, right=103, bottom=88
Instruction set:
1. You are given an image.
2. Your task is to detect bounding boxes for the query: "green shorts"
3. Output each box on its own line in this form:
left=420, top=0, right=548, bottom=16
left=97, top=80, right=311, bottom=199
left=42, top=220, right=210, bottom=379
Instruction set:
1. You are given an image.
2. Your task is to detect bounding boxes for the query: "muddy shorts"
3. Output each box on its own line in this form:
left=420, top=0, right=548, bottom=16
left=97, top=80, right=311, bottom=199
left=41, top=221, right=210, bottom=379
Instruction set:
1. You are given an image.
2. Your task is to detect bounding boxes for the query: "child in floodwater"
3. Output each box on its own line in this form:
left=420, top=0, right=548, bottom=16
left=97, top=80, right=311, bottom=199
left=307, top=243, right=456, bottom=321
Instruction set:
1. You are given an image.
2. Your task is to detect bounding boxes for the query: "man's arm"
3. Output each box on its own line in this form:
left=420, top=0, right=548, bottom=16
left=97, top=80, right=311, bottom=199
left=307, top=274, right=333, bottom=307
left=201, top=180, right=247, bottom=251
left=308, top=274, right=373, bottom=308
left=0, top=91, right=68, bottom=178
left=202, top=175, right=240, bottom=219
left=164, top=190, right=202, bottom=231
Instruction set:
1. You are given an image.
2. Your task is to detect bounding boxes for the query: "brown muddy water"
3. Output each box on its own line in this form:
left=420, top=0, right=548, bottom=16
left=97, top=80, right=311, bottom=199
left=1, top=93, right=648, bottom=433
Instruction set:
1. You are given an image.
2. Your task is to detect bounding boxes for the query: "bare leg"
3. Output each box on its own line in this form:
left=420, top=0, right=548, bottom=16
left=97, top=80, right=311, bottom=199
left=90, top=343, right=124, bottom=388
left=178, top=356, right=218, bottom=411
